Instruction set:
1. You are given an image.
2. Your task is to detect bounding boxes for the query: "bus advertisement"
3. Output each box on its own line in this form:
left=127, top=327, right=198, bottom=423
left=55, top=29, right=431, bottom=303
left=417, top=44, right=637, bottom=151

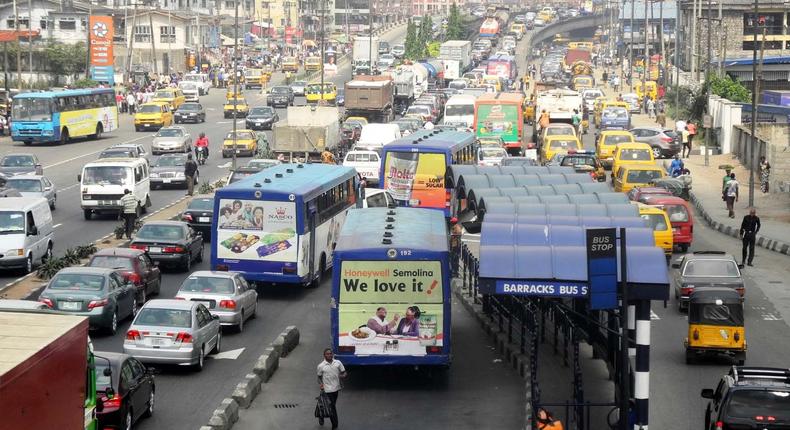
left=474, top=92, right=525, bottom=150
left=485, top=54, right=516, bottom=81
left=11, top=88, right=118, bottom=145
left=211, top=163, right=358, bottom=286
left=479, top=18, right=500, bottom=38
left=332, top=207, right=451, bottom=366
left=379, top=129, right=477, bottom=217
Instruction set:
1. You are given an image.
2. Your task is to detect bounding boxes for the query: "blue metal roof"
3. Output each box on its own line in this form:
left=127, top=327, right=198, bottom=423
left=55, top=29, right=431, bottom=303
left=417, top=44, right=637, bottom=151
left=383, top=129, right=476, bottom=153
left=219, top=163, right=357, bottom=201
left=334, top=207, right=448, bottom=254
left=448, top=165, right=574, bottom=188
left=484, top=200, right=635, bottom=217
left=468, top=183, right=613, bottom=214
left=724, top=56, right=790, bottom=66
left=12, top=88, right=115, bottom=99
left=457, top=172, right=593, bottom=199
left=481, top=216, right=650, bottom=241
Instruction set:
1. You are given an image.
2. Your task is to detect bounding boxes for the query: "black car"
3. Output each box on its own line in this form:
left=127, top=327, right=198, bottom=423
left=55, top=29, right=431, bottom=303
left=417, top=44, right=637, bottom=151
left=181, top=194, right=215, bottom=236
left=266, top=86, right=294, bottom=107
left=130, top=221, right=204, bottom=271
left=702, top=367, right=790, bottom=430
left=245, top=106, right=279, bottom=130
left=672, top=251, right=745, bottom=311
left=174, top=102, right=206, bottom=124
left=95, top=351, right=155, bottom=430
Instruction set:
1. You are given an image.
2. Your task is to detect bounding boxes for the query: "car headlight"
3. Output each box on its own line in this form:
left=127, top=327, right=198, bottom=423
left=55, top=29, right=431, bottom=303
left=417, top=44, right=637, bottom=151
left=176, top=172, right=185, bottom=177
left=150, top=172, right=159, bottom=178
left=5, top=249, right=23, bottom=256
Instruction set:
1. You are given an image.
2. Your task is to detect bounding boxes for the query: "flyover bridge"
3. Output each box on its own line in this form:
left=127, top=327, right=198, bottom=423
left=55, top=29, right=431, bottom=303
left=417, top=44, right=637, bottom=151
left=528, top=14, right=606, bottom=49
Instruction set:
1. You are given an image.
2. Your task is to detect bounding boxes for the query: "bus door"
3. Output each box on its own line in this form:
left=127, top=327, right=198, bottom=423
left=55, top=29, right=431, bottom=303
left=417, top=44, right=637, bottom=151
left=308, top=200, right=318, bottom=281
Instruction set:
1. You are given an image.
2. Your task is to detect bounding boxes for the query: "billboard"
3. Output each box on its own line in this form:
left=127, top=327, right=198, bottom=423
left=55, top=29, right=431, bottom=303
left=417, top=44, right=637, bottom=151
left=475, top=104, right=519, bottom=142
left=216, top=199, right=298, bottom=262
left=89, top=16, right=114, bottom=67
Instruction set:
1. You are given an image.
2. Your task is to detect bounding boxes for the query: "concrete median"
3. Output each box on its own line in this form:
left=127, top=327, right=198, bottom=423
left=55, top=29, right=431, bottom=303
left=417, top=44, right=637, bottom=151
left=206, top=398, right=239, bottom=430
left=280, top=325, right=300, bottom=357
left=232, top=373, right=262, bottom=408
left=252, top=349, right=279, bottom=383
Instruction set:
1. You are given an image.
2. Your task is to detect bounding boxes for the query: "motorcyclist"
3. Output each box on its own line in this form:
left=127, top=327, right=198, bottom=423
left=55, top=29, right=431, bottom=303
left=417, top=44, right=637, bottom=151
left=195, top=132, right=210, bottom=159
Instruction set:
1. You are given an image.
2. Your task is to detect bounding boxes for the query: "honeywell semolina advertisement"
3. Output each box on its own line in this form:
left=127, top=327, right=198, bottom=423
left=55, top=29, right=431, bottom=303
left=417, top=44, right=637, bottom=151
left=216, top=199, right=297, bottom=262
left=338, top=261, right=444, bottom=356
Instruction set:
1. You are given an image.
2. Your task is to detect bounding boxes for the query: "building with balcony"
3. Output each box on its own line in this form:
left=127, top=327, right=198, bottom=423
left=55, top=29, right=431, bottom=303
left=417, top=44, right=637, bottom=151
left=411, top=0, right=463, bottom=16
left=619, top=0, right=677, bottom=61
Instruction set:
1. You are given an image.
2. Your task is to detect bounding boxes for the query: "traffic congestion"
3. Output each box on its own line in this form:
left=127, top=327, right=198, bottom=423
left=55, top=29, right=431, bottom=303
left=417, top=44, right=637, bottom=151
left=1, top=2, right=790, bottom=430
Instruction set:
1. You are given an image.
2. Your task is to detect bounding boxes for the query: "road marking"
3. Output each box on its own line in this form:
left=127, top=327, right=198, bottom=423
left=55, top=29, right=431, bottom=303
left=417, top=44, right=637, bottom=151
left=60, top=183, right=79, bottom=191
left=218, top=162, right=232, bottom=169
left=217, top=121, right=231, bottom=124
left=44, top=134, right=151, bottom=169
left=53, top=223, right=62, bottom=229
left=762, top=313, right=783, bottom=321
left=208, top=347, right=245, bottom=360
left=462, top=238, right=480, bottom=243
left=650, top=310, right=660, bottom=320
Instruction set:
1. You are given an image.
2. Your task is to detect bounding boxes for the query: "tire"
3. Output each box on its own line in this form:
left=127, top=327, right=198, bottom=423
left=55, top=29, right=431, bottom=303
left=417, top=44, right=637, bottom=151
left=130, top=297, right=138, bottom=320
left=121, top=409, right=132, bottom=430
left=310, top=256, right=326, bottom=288
left=138, top=288, right=146, bottom=305
left=42, top=244, right=53, bottom=264
left=24, top=255, right=34, bottom=274
left=107, top=309, right=118, bottom=336
left=59, top=128, right=69, bottom=145
left=250, top=301, right=257, bottom=319
left=237, top=311, right=245, bottom=333
left=196, top=246, right=204, bottom=263
left=142, top=388, right=155, bottom=418
left=49, top=197, right=56, bottom=210
left=651, top=146, right=662, bottom=159
left=154, top=274, right=162, bottom=295
left=183, top=252, right=192, bottom=272
left=685, top=349, right=695, bottom=365
left=193, top=347, right=205, bottom=372
left=83, top=209, right=92, bottom=220
left=679, top=244, right=689, bottom=253
left=93, top=123, right=103, bottom=140
left=213, top=330, right=222, bottom=353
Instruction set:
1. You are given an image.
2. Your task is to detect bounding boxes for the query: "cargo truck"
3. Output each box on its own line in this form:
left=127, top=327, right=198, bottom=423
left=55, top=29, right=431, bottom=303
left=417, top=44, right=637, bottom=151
left=272, top=106, right=341, bottom=162
left=393, top=69, right=416, bottom=114
left=439, top=40, right=472, bottom=84
left=344, top=75, right=395, bottom=123
left=353, top=36, right=379, bottom=73
left=0, top=311, right=98, bottom=430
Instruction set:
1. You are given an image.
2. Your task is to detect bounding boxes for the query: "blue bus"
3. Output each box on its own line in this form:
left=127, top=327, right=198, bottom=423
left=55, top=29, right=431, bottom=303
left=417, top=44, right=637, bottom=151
left=10, top=88, right=118, bottom=145
left=212, top=163, right=358, bottom=286
left=379, top=129, right=477, bottom=217
left=331, top=207, right=451, bottom=366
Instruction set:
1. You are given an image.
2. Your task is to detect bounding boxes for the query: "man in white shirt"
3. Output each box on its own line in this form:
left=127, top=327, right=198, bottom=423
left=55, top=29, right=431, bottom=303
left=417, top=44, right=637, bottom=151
left=675, top=119, right=687, bottom=134
left=317, top=348, right=346, bottom=429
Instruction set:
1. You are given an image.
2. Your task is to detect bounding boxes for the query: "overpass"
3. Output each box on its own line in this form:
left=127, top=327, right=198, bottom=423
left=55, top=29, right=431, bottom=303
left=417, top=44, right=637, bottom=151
left=528, top=14, right=606, bottom=49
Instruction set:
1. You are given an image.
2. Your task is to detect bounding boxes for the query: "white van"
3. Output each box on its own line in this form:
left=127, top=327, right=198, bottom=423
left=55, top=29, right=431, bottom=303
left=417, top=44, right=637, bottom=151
left=444, top=94, right=476, bottom=128
left=178, top=81, right=200, bottom=103
left=354, top=123, right=401, bottom=152
left=0, top=197, right=54, bottom=273
left=182, top=73, right=212, bottom=95
left=343, top=150, right=381, bottom=185
left=78, top=158, right=151, bottom=220
left=361, top=188, right=395, bottom=208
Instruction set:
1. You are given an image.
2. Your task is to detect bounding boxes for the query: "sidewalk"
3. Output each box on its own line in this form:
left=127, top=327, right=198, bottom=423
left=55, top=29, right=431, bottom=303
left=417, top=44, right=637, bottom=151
left=593, top=70, right=790, bottom=257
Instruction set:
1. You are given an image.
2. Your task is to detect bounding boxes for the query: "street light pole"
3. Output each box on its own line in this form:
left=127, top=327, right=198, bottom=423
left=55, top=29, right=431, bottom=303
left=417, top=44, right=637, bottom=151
left=703, top=0, right=713, bottom=167
left=748, top=11, right=765, bottom=208
left=232, top=0, right=239, bottom=171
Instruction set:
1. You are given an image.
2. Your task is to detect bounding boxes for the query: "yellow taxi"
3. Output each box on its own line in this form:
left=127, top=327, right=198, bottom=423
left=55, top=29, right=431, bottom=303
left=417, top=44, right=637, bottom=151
left=611, top=142, right=655, bottom=182
left=510, top=23, right=526, bottom=37
left=226, top=88, right=243, bottom=101
left=223, top=97, right=250, bottom=118
left=634, top=80, right=658, bottom=101
left=281, top=57, right=299, bottom=73
left=304, top=56, right=322, bottom=72
left=222, top=129, right=260, bottom=157
left=152, top=88, right=186, bottom=110
left=134, top=102, right=173, bottom=131
left=613, top=163, right=665, bottom=193
left=482, top=75, right=503, bottom=92
left=594, top=101, right=630, bottom=127
left=636, top=203, right=674, bottom=255
left=305, top=82, right=337, bottom=104
left=243, top=68, right=268, bottom=89
left=571, top=75, right=594, bottom=91
left=542, top=134, right=582, bottom=162
left=596, top=130, right=636, bottom=168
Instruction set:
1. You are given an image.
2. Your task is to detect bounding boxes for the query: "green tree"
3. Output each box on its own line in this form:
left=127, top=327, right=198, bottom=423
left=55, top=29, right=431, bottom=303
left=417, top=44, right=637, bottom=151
left=446, top=3, right=464, bottom=40
left=417, top=16, right=434, bottom=57
left=709, top=74, right=751, bottom=103
left=404, top=20, right=419, bottom=60
left=45, top=42, right=87, bottom=82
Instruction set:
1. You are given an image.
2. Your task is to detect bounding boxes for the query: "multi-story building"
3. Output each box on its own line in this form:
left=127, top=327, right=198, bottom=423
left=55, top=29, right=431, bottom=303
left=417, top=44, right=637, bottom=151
left=411, top=0, right=462, bottom=16
left=618, top=0, right=678, bottom=65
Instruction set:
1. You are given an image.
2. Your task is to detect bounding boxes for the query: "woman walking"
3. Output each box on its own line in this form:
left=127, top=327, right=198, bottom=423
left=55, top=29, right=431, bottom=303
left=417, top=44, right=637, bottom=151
left=759, top=156, right=771, bottom=193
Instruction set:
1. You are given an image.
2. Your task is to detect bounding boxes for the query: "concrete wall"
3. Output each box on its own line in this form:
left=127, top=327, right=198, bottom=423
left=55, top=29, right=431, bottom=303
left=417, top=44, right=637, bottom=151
left=709, top=95, right=742, bottom=154
left=731, top=123, right=790, bottom=193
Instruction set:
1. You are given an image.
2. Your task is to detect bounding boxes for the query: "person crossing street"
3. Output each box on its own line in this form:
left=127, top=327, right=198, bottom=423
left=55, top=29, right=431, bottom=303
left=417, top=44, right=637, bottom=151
left=317, top=348, right=346, bottom=429
left=119, top=190, right=139, bottom=240
left=740, top=208, right=761, bottom=267
left=184, top=153, right=198, bottom=196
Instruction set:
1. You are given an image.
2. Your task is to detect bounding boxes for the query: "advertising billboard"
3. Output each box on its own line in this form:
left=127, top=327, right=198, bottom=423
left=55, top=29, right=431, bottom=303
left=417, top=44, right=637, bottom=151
left=216, top=199, right=298, bottom=262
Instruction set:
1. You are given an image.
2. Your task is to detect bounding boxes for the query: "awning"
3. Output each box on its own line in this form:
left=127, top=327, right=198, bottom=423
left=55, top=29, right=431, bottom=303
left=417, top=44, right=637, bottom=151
left=0, top=29, right=39, bottom=42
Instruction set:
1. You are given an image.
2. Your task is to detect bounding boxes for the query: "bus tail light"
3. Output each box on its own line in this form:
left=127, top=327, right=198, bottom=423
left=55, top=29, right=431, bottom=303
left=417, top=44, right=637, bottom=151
left=445, top=190, right=451, bottom=208
left=337, top=346, right=355, bottom=353
left=426, top=346, right=442, bottom=354
left=282, top=265, right=297, bottom=274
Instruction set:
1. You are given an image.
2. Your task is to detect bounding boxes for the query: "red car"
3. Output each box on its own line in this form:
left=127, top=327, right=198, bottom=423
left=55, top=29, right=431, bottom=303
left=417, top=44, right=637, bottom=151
left=88, top=248, right=161, bottom=303
left=626, top=186, right=672, bottom=202
left=641, top=195, right=694, bottom=252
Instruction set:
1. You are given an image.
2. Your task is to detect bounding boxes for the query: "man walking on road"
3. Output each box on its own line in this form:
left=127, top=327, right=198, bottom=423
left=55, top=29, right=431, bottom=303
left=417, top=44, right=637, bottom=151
left=126, top=92, right=136, bottom=114
left=119, top=190, right=139, bottom=239
left=184, top=153, right=198, bottom=196
left=317, top=348, right=347, bottom=429
left=740, top=208, right=761, bottom=266
left=725, top=173, right=739, bottom=218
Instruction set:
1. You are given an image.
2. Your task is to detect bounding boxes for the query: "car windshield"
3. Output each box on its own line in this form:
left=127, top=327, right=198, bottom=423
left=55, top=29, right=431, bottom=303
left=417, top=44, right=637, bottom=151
left=49, top=273, right=106, bottom=291
left=226, top=131, right=255, bottom=140
left=156, top=128, right=183, bottom=137
left=11, top=97, right=53, bottom=121
left=138, top=104, right=161, bottom=113
left=583, top=91, right=603, bottom=100
left=154, top=91, right=174, bottom=98
left=82, top=166, right=130, bottom=186
left=726, top=390, right=790, bottom=420
left=89, top=255, right=134, bottom=270
left=549, top=139, right=577, bottom=149
left=619, top=149, right=651, bottom=161
left=0, top=211, right=25, bottom=234
left=179, top=104, right=200, bottom=111
left=249, top=107, right=273, bottom=116
left=445, top=104, right=474, bottom=116
left=7, top=178, right=42, bottom=192
left=561, top=156, right=596, bottom=168
left=136, top=224, right=184, bottom=240
left=603, top=108, right=628, bottom=118
left=188, top=197, right=214, bottom=210
left=180, top=276, right=236, bottom=294
left=100, top=150, right=132, bottom=158
left=94, top=362, right=114, bottom=391
left=229, top=171, right=255, bottom=183
left=154, top=156, right=185, bottom=167
left=665, top=204, right=689, bottom=222
left=135, top=308, right=192, bottom=328
left=683, top=259, right=740, bottom=277
left=271, top=87, right=289, bottom=94
left=604, top=135, right=633, bottom=145
left=480, top=148, right=506, bottom=159
left=640, top=213, right=668, bottom=231
left=2, top=155, right=35, bottom=166
left=292, top=81, right=306, bottom=87
left=627, top=169, right=662, bottom=183
left=179, top=83, right=198, bottom=90
left=547, top=127, right=573, bottom=135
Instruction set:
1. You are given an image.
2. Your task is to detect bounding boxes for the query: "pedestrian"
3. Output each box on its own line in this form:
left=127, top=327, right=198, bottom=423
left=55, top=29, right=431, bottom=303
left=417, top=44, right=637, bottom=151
left=669, top=154, right=684, bottom=177
left=655, top=109, right=666, bottom=128
left=612, top=75, right=620, bottom=91
left=686, top=121, right=697, bottom=152
left=127, top=92, right=136, bottom=114
left=646, top=97, right=655, bottom=119
left=538, top=109, right=550, bottom=130
left=722, top=168, right=733, bottom=196
left=675, top=118, right=687, bottom=134
left=119, top=190, right=139, bottom=239
left=571, top=109, right=582, bottom=135
left=602, top=70, right=608, bottom=87
left=115, top=92, right=124, bottom=112
left=739, top=208, right=760, bottom=266
left=680, top=127, right=690, bottom=158
left=725, top=173, right=739, bottom=218
left=536, top=408, right=564, bottom=430
left=317, top=348, right=346, bottom=429
left=184, top=153, right=198, bottom=196
left=759, top=156, right=771, bottom=193
left=449, top=217, right=462, bottom=276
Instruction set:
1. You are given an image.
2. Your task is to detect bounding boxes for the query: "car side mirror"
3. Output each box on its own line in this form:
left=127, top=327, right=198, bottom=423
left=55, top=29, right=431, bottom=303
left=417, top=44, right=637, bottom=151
left=213, top=314, right=220, bottom=320
left=77, top=174, right=81, bottom=182
left=28, top=226, right=38, bottom=236
left=671, top=260, right=681, bottom=269
left=700, top=388, right=714, bottom=399
left=44, top=186, right=52, bottom=191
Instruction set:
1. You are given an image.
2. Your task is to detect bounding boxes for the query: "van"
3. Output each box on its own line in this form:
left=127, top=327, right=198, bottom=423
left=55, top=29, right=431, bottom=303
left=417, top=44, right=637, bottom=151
left=636, top=203, right=674, bottom=256
left=304, top=57, right=322, bottom=72
left=542, top=134, right=582, bottom=162
left=444, top=94, right=476, bottom=128
left=78, top=158, right=151, bottom=220
left=613, top=163, right=665, bottom=193
left=360, top=188, right=395, bottom=208
left=133, top=102, right=174, bottom=131
left=281, top=57, right=299, bottom=73
left=611, top=142, right=655, bottom=181
left=152, top=88, right=186, bottom=110
left=641, top=195, right=694, bottom=252
left=596, top=130, right=636, bottom=167
left=178, top=81, right=200, bottom=103
left=182, top=73, right=211, bottom=95
left=343, top=150, right=381, bottom=185
left=355, top=123, right=401, bottom=152
left=0, top=197, right=54, bottom=273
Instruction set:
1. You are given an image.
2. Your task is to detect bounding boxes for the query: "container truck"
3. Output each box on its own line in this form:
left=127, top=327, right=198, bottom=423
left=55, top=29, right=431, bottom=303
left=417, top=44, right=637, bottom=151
left=393, top=70, right=416, bottom=114
left=439, top=40, right=472, bottom=83
left=0, top=311, right=98, bottom=430
left=272, top=106, right=341, bottom=162
left=344, top=75, right=395, bottom=123
left=397, top=63, right=429, bottom=98
left=353, top=36, right=380, bottom=72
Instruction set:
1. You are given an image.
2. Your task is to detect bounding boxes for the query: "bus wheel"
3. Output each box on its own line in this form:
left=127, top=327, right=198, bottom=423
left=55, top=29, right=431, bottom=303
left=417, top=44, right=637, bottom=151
left=311, top=255, right=326, bottom=288
left=92, top=123, right=103, bottom=140
left=60, top=128, right=70, bottom=145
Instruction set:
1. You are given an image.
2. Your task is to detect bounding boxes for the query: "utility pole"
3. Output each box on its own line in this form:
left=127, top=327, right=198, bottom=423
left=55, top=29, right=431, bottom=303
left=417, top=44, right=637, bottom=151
left=628, top=0, right=634, bottom=87
left=642, top=0, right=648, bottom=113
left=86, top=3, right=92, bottom=80
left=148, top=11, right=158, bottom=75
left=13, top=0, right=21, bottom=88
left=27, top=0, right=32, bottom=88
left=674, top=0, right=680, bottom=115
left=320, top=0, right=325, bottom=102
left=127, top=2, right=138, bottom=81
left=232, top=0, right=239, bottom=171
left=748, top=11, right=766, bottom=208
left=368, top=0, right=373, bottom=72
left=703, top=0, right=713, bottom=166
left=691, top=0, right=697, bottom=81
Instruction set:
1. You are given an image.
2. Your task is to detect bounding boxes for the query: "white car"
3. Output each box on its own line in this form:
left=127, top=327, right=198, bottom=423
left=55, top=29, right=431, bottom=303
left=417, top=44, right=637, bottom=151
left=379, top=54, right=396, bottom=68
left=343, top=150, right=381, bottom=185
left=478, top=146, right=508, bottom=167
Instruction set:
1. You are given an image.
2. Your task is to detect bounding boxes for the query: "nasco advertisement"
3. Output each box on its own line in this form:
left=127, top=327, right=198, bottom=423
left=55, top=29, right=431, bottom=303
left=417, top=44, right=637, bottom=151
left=338, top=261, right=444, bottom=356
left=216, top=199, right=297, bottom=262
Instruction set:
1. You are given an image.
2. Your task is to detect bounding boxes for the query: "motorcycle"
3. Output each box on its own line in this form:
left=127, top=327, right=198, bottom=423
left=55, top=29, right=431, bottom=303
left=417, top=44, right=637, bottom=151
left=196, top=146, right=208, bottom=165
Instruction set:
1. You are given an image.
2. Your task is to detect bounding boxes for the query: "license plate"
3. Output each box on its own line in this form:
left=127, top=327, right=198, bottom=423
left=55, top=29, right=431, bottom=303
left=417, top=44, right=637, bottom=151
left=149, top=247, right=162, bottom=253
left=256, top=123, right=262, bottom=126
left=99, top=200, right=114, bottom=206
left=59, top=301, right=81, bottom=310
left=163, top=178, right=171, bottom=183
left=151, top=338, right=168, bottom=346
left=144, top=124, right=150, bottom=127
left=198, top=217, right=210, bottom=223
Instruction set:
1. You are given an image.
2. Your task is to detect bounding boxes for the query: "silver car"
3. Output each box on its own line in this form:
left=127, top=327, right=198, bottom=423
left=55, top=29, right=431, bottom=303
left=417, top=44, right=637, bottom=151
left=151, top=126, right=192, bottom=155
left=5, top=175, right=57, bottom=209
left=174, top=271, right=258, bottom=332
left=123, top=299, right=221, bottom=371
left=0, top=153, right=43, bottom=176
left=290, top=81, right=307, bottom=96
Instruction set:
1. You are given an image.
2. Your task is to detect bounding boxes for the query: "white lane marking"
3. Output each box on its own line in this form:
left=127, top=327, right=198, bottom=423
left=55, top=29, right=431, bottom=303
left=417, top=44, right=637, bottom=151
left=462, top=238, right=480, bottom=243
left=53, top=223, right=62, bottom=229
left=763, top=313, right=783, bottom=321
left=218, top=162, right=232, bottom=169
left=60, top=183, right=79, bottom=191
left=216, top=121, right=231, bottom=124
left=208, top=347, right=245, bottom=360
left=44, top=134, right=151, bottom=169
left=650, top=310, right=660, bottom=320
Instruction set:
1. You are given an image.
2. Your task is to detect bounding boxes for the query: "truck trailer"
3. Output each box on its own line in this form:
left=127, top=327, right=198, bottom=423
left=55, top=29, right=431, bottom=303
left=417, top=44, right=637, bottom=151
left=272, top=106, right=341, bottom=162
left=344, top=76, right=395, bottom=123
